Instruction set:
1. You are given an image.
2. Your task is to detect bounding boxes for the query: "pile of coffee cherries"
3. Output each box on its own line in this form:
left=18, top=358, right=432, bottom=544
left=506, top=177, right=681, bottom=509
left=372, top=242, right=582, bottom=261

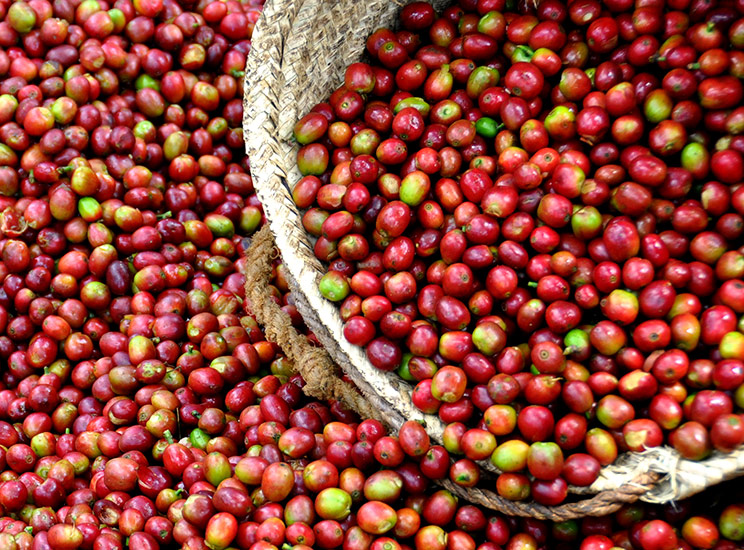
left=293, top=0, right=744, bottom=505
left=0, top=0, right=739, bottom=547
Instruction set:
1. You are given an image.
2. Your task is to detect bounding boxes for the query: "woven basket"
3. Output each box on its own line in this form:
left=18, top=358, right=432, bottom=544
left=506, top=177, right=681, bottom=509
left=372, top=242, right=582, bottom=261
left=242, top=0, right=744, bottom=520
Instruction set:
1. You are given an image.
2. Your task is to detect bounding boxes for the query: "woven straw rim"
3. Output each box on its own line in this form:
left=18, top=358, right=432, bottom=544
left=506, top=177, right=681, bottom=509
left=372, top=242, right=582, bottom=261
left=242, top=0, right=744, bottom=520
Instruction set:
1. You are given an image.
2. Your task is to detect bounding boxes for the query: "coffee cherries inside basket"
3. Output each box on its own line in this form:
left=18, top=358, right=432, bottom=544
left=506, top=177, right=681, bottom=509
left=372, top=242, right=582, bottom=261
left=293, top=0, right=744, bottom=505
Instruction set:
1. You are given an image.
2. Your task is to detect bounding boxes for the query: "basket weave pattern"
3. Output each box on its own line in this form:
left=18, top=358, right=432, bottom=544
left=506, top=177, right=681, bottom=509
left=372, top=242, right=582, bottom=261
left=243, top=0, right=744, bottom=520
